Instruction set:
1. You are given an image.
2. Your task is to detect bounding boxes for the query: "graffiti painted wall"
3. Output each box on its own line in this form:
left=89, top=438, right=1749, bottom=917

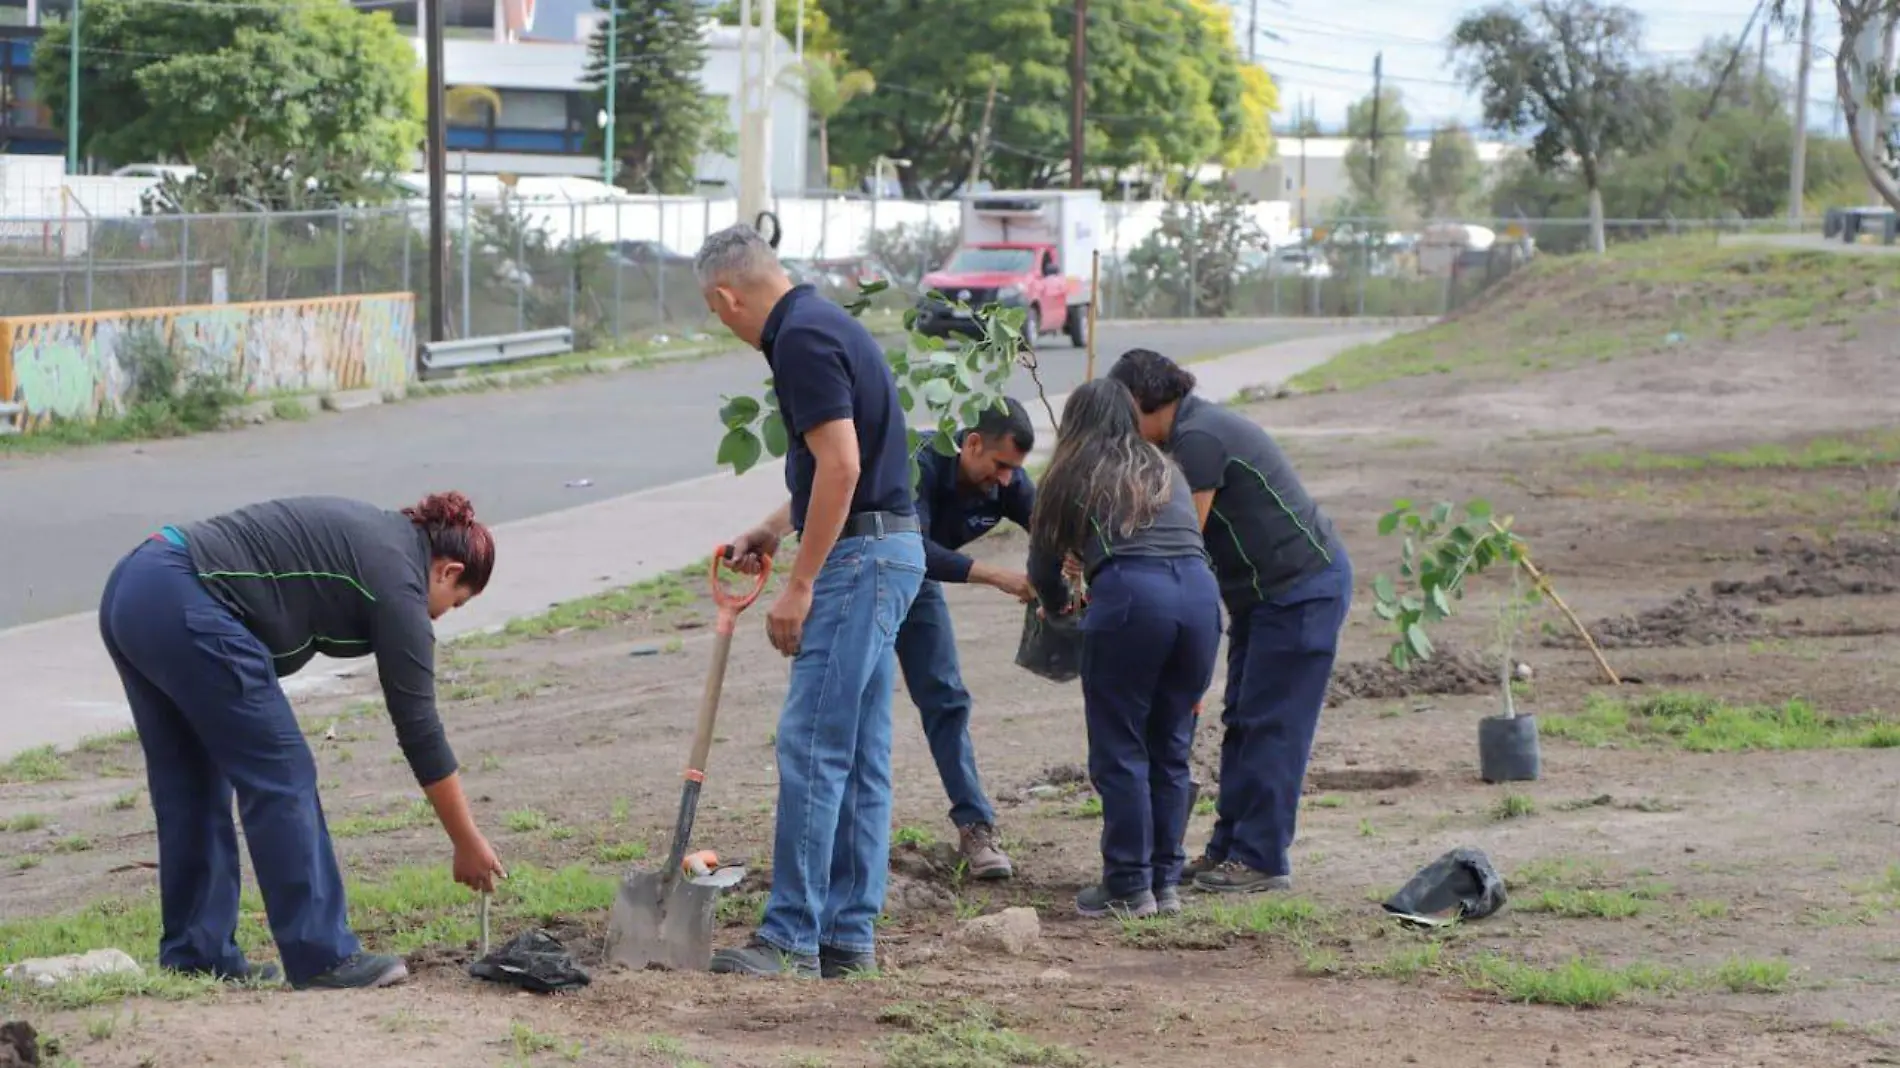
left=0, top=294, right=414, bottom=431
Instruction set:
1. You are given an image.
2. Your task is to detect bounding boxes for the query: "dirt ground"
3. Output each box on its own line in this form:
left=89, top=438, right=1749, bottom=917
left=4, top=286, right=1900, bottom=1065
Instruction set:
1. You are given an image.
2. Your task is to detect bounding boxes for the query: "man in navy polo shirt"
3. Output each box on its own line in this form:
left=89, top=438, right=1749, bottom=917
left=902, top=397, right=1037, bottom=880
left=693, top=224, right=925, bottom=979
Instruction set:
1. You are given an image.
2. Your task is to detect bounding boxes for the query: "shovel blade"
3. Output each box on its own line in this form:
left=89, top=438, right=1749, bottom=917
left=603, top=872, right=722, bottom=972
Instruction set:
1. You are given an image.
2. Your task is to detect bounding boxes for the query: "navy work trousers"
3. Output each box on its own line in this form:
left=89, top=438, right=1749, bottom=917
left=1204, top=553, right=1354, bottom=877
left=894, top=580, right=996, bottom=828
left=97, top=538, right=359, bottom=985
left=1078, top=556, right=1222, bottom=898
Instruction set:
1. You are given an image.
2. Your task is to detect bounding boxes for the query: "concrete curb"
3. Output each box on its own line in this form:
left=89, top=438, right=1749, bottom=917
left=1097, top=315, right=1441, bottom=328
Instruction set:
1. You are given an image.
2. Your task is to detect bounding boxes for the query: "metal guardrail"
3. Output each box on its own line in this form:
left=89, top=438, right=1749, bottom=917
left=419, top=327, right=575, bottom=374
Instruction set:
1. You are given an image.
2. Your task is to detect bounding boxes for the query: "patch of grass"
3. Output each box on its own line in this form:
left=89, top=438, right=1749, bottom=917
left=270, top=395, right=313, bottom=422
left=109, top=790, right=141, bottom=812
left=1511, top=856, right=1608, bottom=890
left=1306, top=795, right=1346, bottom=809
left=716, top=891, right=769, bottom=927
left=1711, top=956, right=1792, bottom=993
left=14, top=855, right=42, bottom=870
left=893, top=825, right=936, bottom=848
left=1191, top=796, right=1217, bottom=816
left=594, top=841, right=648, bottom=864
left=1121, top=895, right=1324, bottom=950
left=875, top=1002, right=1088, bottom=1068
left=505, top=809, right=551, bottom=833
left=1, top=812, right=47, bottom=832
left=1068, top=796, right=1104, bottom=819
left=1287, top=242, right=1898, bottom=394
left=1365, top=940, right=1446, bottom=981
left=510, top=1020, right=581, bottom=1060
left=0, top=746, right=70, bottom=784
left=73, top=729, right=139, bottom=753
left=332, top=800, right=436, bottom=838
left=1462, top=955, right=1667, bottom=1007
left=462, top=565, right=705, bottom=646
left=1518, top=888, right=1649, bottom=919
left=51, top=835, right=94, bottom=854
left=1491, top=793, right=1537, bottom=820
left=1542, top=691, right=1900, bottom=752
left=1691, top=899, right=1730, bottom=919
left=1580, top=428, right=1900, bottom=473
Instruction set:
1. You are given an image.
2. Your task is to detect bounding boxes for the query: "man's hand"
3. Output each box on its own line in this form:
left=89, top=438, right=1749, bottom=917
left=727, top=525, right=782, bottom=575
left=767, top=578, right=814, bottom=656
left=1062, top=553, right=1084, bottom=583
left=452, top=832, right=507, bottom=894
left=991, top=570, right=1035, bottom=603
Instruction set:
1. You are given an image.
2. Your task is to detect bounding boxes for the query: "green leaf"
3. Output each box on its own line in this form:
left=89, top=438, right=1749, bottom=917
left=718, top=394, right=761, bottom=430
left=1465, top=498, right=1493, bottom=519
left=1430, top=501, right=1454, bottom=526
left=1427, top=585, right=1452, bottom=618
left=859, top=279, right=890, bottom=297
left=933, top=416, right=959, bottom=452
left=760, top=411, right=789, bottom=457
left=1371, top=574, right=1396, bottom=604
left=1399, top=595, right=1424, bottom=614
left=1372, top=600, right=1399, bottom=621
left=897, top=385, right=914, bottom=411
left=1389, top=643, right=1412, bottom=670
left=919, top=379, right=956, bottom=408
left=717, top=427, right=763, bottom=475
left=1404, top=623, right=1436, bottom=661
left=1376, top=511, right=1404, bottom=537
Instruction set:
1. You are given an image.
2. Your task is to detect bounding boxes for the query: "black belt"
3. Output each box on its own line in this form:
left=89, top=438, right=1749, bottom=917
left=840, top=510, right=920, bottom=539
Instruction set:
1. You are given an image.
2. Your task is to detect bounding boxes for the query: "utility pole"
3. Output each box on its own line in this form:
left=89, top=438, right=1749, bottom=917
left=1368, top=52, right=1384, bottom=195
left=602, top=0, right=617, bottom=185
left=1248, top=0, right=1257, bottom=63
left=1788, top=0, right=1812, bottom=225
left=64, top=0, right=79, bottom=173
left=425, top=0, right=448, bottom=345
left=968, top=71, right=999, bottom=191
left=1755, top=20, right=1768, bottom=99
left=1070, top=0, right=1087, bottom=189
left=1298, top=96, right=1309, bottom=233
left=1881, top=16, right=1898, bottom=149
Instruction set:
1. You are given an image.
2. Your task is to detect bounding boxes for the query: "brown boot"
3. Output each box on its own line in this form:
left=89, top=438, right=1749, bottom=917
left=957, top=822, right=1014, bottom=880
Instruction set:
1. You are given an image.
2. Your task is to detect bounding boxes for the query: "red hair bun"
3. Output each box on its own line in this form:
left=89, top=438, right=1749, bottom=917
left=404, top=491, right=477, bottom=528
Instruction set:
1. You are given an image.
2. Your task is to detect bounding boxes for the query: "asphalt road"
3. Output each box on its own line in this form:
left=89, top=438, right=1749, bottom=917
left=0, top=320, right=1336, bottom=629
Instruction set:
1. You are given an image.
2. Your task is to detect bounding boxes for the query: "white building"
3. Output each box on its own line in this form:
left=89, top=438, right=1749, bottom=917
left=404, top=8, right=809, bottom=193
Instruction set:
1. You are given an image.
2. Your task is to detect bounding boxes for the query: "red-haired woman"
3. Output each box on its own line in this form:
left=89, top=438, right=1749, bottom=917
left=96, top=493, right=507, bottom=991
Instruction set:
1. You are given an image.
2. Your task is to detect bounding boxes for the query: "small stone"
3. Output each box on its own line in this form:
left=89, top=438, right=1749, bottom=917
left=1026, top=785, right=1063, bottom=801
left=1035, top=967, right=1071, bottom=984
left=4, top=948, right=142, bottom=988
left=956, top=907, right=1041, bottom=956
left=1515, top=662, right=1534, bottom=681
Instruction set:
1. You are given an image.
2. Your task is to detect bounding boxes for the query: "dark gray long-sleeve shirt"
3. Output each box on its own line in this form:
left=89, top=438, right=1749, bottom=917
left=176, top=496, right=456, bottom=787
left=1027, top=464, right=1208, bottom=611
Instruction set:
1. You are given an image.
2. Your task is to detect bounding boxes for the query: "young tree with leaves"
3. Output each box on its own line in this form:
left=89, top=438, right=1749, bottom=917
left=1450, top=0, right=1674, bottom=254
left=33, top=0, right=418, bottom=198
left=1408, top=125, right=1484, bottom=219
left=583, top=0, right=730, bottom=192
left=1768, top=0, right=1900, bottom=213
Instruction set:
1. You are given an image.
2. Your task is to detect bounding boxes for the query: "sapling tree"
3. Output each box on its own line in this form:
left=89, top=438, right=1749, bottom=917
left=714, top=281, right=1024, bottom=482
left=1370, top=498, right=1620, bottom=685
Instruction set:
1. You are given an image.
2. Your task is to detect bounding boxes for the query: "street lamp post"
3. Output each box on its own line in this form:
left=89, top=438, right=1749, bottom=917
left=601, top=0, right=616, bottom=186
left=65, top=0, right=80, bottom=173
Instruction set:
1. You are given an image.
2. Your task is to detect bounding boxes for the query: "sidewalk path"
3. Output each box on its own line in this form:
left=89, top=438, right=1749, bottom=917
left=0, top=329, right=1390, bottom=760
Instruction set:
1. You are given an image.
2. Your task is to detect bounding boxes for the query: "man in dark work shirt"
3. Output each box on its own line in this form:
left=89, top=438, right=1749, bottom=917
left=902, top=397, right=1038, bottom=880
left=695, top=224, right=926, bottom=980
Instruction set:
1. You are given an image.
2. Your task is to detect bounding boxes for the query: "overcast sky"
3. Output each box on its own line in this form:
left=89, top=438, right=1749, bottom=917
left=1228, top=0, right=1850, bottom=140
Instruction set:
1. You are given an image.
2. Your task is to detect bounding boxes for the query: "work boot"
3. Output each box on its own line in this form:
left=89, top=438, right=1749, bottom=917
left=709, top=937, right=819, bottom=979
left=957, top=822, right=1014, bottom=881
left=818, top=945, right=878, bottom=980
left=1182, top=852, right=1220, bottom=881
left=293, top=953, right=408, bottom=991
left=1154, top=885, right=1184, bottom=916
left=1075, top=885, right=1158, bottom=920
left=1193, top=860, right=1293, bottom=895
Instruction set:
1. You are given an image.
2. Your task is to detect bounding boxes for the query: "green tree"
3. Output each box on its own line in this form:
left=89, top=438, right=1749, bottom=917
left=1451, top=0, right=1674, bottom=253
left=801, top=54, right=877, bottom=190
left=1766, top=0, right=1900, bottom=214
left=1408, top=125, right=1484, bottom=219
left=33, top=0, right=419, bottom=191
left=584, top=0, right=730, bottom=192
left=1341, top=88, right=1410, bottom=219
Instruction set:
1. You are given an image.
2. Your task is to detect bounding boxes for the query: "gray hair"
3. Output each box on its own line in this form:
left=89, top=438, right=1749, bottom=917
left=694, top=224, right=782, bottom=288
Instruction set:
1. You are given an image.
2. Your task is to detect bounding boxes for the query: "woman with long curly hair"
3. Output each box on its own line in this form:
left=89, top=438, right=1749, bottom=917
left=97, top=492, right=508, bottom=991
left=1027, top=379, right=1220, bottom=919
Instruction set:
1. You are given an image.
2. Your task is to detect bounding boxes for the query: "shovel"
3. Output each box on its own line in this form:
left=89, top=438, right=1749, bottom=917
left=603, top=544, right=770, bottom=972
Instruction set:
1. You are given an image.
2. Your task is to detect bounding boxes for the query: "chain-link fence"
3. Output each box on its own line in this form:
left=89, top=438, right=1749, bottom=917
left=0, top=195, right=1835, bottom=341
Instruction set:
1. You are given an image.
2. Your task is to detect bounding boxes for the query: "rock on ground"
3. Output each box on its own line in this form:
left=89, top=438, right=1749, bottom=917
left=955, top=907, right=1042, bottom=956
left=2, top=948, right=141, bottom=988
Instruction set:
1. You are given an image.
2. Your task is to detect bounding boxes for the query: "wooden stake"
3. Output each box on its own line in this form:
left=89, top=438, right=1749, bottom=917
left=1517, top=555, right=1621, bottom=686
left=1085, top=249, right=1100, bottom=379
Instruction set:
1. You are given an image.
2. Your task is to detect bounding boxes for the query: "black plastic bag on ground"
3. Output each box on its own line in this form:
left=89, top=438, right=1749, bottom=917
left=469, top=929, right=592, bottom=994
left=1015, top=603, right=1084, bottom=682
left=1382, top=847, right=1508, bottom=926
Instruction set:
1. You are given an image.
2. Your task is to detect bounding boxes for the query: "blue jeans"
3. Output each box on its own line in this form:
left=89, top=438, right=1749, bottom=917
left=757, top=530, right=925, bottom=957
left=1205, top=553, right=1354, bottom=877
left=1079, top=556, right=1222, bottom=898
left=894, top=580, right=995, bottom=828
left=97, top=538, right=360, bottom=985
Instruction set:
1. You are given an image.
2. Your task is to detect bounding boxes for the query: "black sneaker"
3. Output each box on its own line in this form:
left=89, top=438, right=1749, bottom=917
left=293, top=953, right=409, bottom=991
left=818, top=945, right=877, bottom=980
left=1193, top=860, right=1293, bottom=895
left=1075, top=884, right=1158, bottom=919
left=1154, top=885, right=1183, bottom=915
left=709, top=937, right=819, bottom=978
